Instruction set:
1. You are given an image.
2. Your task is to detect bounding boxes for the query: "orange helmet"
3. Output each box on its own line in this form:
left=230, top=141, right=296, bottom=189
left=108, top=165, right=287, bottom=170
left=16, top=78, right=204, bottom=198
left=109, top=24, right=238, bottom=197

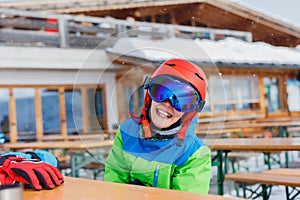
left=150, top=58, right=207, bottom=101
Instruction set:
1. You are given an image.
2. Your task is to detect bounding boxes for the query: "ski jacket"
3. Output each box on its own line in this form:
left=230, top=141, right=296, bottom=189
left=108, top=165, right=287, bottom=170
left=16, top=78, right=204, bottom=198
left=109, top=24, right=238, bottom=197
left=104, top=117, right=211, bottom=194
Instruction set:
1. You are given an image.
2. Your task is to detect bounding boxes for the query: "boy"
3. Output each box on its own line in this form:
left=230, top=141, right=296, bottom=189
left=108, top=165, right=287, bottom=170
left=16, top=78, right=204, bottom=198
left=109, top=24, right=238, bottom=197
left=104, top=58, right=211, bottom=194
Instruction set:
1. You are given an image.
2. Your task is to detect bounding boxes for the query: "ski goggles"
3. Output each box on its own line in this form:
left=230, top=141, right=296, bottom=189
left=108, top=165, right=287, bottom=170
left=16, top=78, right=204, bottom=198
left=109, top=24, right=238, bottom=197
left=144, top=75, right=205, bottom=112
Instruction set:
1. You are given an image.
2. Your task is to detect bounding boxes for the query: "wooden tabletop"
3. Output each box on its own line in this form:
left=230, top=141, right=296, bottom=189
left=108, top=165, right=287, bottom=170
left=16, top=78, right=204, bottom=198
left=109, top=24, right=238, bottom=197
left=263, top=168, right=300, bottom=176
left=23, top=176, right=240, bottom=200
left=199, top=120, right=300, bottom=130
left=196, top=128, right=242, bottom=135
left=3, top=138, right=300, bottom=152
left=225, top=172, right=300, bottom=187
left=41, top=134, right=108, bottom=141
left=204, top=138, right=300, bottom=152
left=2, top=140, right=114, bottom=150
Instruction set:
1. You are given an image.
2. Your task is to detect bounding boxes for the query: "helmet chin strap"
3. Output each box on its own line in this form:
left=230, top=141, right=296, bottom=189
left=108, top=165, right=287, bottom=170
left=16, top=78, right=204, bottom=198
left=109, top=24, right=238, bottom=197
left=141, top=93, right=152, bottom=139
left=176, top=111, right=197, bottom=146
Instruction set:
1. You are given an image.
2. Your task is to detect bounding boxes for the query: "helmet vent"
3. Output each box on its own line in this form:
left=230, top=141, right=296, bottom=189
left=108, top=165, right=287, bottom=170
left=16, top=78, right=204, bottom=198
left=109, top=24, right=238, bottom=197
left=165, top=63, right=176, bottom=67
left=195, top=73, right=204, bottom=81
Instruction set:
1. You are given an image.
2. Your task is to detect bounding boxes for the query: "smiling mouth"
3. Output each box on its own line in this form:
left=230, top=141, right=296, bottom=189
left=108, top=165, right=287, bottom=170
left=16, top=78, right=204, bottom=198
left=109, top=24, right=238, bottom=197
left=157, top=109, right=172, bottom=118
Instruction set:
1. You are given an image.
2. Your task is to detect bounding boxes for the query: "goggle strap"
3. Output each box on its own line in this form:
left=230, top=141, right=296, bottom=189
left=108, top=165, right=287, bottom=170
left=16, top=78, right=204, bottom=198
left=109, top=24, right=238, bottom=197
left=196, top=101, right=206, bottom=112
left=143, top=76, right=151, bottom=89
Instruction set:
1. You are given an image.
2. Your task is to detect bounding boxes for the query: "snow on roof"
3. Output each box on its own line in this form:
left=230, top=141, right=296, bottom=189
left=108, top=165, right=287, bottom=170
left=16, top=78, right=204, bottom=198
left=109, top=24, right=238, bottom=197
left=106, top=37, right=300, bottom=69
left=196, top=37, right=300, bottom=66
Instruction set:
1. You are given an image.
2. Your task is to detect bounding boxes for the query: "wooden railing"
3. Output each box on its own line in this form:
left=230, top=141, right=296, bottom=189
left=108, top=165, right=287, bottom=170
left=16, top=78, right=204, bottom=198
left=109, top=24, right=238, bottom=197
left=0, top=9, right=252, bottom=49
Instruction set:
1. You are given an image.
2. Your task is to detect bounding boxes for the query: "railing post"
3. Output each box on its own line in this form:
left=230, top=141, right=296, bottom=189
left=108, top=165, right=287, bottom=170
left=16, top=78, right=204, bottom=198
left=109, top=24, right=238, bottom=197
left=58, top=16, right=70, bottom=48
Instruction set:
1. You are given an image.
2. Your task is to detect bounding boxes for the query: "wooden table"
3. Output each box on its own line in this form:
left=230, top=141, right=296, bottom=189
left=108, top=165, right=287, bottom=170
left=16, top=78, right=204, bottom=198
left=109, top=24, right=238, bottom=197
left=204, top=138, right=300, bottom=152
left=200, top=119, right=300, bottom=137
left=2, top=140, right=114, bottom=177
left=23, top=176, right=240, bottom=200
left=2, top=140, right=114, bottom=150
left=203, top=138, right=300, bottom=195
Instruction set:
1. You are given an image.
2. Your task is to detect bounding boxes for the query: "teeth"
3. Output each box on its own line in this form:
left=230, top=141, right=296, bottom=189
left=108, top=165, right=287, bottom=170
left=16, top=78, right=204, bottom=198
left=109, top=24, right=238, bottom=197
left=157, top=109, right=171, bottom=118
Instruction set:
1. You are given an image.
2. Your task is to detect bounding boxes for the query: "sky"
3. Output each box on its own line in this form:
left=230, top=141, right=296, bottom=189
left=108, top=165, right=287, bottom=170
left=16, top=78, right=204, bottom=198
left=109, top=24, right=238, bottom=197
left=232, top=0, right=300, bottom=28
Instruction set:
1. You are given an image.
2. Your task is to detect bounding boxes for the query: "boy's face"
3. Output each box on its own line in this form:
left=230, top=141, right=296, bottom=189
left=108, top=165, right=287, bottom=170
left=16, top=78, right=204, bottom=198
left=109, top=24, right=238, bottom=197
left=150, top=100, right=184, bottom=129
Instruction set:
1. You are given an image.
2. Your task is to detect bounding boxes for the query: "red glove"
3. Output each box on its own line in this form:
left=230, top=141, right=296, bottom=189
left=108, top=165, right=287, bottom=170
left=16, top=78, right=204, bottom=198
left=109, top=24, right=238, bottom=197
left=2, top=157, right=64, bottom=190
left=0, top=171, right=16, bottom=186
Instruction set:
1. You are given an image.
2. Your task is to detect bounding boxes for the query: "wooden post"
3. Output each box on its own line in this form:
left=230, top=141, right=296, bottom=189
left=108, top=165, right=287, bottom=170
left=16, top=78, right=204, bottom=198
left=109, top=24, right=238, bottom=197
left=58, top=17, right=70, bottom=48
left=81, top=87, right=89, bottom=133
left=8, top=88, right=17, bottom=143
left=35, top=88, right=43, bottom=141
left=59, top=87, right=67, bottom=137
left=279, top=74, right=288, bottom=113
left=258, top=77, right=267, bottom=117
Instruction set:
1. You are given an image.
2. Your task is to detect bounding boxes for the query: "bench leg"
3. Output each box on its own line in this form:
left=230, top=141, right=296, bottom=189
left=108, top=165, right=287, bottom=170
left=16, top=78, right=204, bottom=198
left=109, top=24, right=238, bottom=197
left=217, top=150, right=224, bottom=195
left=286, top=186, right=300, bottom=200
left=241, top=183, right=272, bottom=200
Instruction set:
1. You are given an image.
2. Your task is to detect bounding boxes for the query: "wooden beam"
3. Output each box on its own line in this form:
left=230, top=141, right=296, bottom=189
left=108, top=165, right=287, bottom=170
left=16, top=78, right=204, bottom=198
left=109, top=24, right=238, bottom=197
left=278, top=74, right=289, bottom=113
left=59, top=87, right=67, bottom=137
left=100, top=86, right=108, bottom=130
left=258, top=77, right=267, bottom=118
left=8, top=88, right=17, bottom=143
left=80, top=87, right=89, bottom=133
left=35, top=88, right=43, bottom=141
left=170, top=3, right=202, bottom=25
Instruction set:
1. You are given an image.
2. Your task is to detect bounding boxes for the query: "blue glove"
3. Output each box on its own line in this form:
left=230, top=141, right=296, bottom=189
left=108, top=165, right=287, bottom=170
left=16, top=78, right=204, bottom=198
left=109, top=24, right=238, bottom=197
left=1, top=150, right=59, bottom=168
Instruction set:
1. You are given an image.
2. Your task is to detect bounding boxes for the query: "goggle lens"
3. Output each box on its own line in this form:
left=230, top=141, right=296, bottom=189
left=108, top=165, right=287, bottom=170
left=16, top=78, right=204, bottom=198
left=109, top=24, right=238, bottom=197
left=147, top=76, right=201, bottom=112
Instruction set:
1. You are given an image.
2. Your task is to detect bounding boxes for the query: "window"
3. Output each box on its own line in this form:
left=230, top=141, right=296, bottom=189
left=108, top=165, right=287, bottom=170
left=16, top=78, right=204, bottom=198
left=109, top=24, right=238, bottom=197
left=87, top=88, right=106, bottom=130
left=14, top=88, right=36, bottom=134
left=65, top=89, right=83, bottom=134
left=126, top=86, right=145, bottom=119
left=40, top=89, right=61, bottom=134
left=125, top=86, right=134, bottom=116
left=206, top=75, right=260, bottom=113
left=287, top=78, right=300, bottom=112
left=0, top=89, right=9, bottom=135
left=263, top=77, right=280, bottom=113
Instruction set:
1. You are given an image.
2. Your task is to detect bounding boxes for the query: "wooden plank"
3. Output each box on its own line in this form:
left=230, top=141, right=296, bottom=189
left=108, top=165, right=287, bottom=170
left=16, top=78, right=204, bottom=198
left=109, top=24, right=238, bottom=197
left=99, top=86, right=108, bottom=130
left=8, top=88, right=17, bottom=143
left=263, top=168, right=300, bottom=177
left=204, top=138, right=300, bottom=152
left=81, top=87, right=89, bottom=133
left=288, top=126, right=300, bottom=134
left=225, top=172, right=300, bottom=187
left=35, top=88, right=43, bottom=141
left=258, top=77, right=267, bottom=117
left=3, top=140, right=114, bottom=150
left=59, top=87, right=67, bottom=137
left=22, top=176, right=240, bottom=200
left=0, top=29, right=110, bottom=48
left=0, top=29, right=59, bottom=45
left=42, top=134, right=108, bottom=141
left=196, top=128, right=242, bottom=135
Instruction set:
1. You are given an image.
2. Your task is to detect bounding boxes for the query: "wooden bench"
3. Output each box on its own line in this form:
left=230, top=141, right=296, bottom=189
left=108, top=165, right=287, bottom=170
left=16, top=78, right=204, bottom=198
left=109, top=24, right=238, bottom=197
left=225, top=169, right=300, bottom=200
left=196, top=128, right=242, bottom=138
left=288, top=126, right=300, bottom=137
left=229, top=127, right=270, bottom=138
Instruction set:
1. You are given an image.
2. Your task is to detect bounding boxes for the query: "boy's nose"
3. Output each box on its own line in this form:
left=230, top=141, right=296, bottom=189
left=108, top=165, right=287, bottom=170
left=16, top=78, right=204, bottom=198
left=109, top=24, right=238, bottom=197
left=161, top=100, right=173, bottom=108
